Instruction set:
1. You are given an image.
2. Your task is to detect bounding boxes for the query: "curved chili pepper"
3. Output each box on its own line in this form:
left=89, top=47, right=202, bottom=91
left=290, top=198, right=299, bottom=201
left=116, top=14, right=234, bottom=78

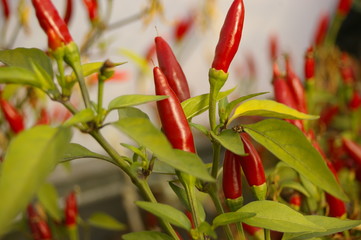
left=153, top=67, right=195, bottom=153
left=211, top=0, right=245, bottom=73
left=65, top=191, right=78, bottom=227
left=239, top=132, right=267, bottom=200
left=313, top=14, right=329, bottom=46
left=82, top=0, right=98, bottom=22
left=27, top=204, right=52, bottom=240
left=63, top=0, right=73, bottom=25
left=222, top=149, right=242, bottom=200
left=0, top=98, right=25, bottom=134
left=32, top=0, right=73, bottom=49
left=1, top=0, right=10, bottom=21
left=155, top=36, right=191, bottom=102
left=285, top=56, right=308, bottom=113
left=304, top=46, right=315, bottom=80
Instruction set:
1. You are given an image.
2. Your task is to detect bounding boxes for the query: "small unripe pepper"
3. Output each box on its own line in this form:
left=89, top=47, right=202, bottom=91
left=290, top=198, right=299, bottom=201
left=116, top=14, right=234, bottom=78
left=65, top=191, right=78, bottom=227
left=155, top=36, right=191, bottom=102
left=211, top=0, right=245, bottom=73
left=239, top=132, right=267, bottom=200
left=0, top=98, right=25, bottom=134
left=153, top=67, right=196, bottom=153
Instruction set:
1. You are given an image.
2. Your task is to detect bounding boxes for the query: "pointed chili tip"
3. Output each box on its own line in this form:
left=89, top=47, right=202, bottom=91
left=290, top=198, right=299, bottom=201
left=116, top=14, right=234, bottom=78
left=272, top=62, right=281, bottom=79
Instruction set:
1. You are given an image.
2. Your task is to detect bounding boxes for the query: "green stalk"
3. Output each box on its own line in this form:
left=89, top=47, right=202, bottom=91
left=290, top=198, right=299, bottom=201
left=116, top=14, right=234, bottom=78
left=184, top=181, right=204, bottom=240
left=90, top=130, right=180, bottom=239
left=97, top=77, right=105, bottom=117
left=67, top=226, right=79, bottom=240
left=264, top=229, right=271, bottom=240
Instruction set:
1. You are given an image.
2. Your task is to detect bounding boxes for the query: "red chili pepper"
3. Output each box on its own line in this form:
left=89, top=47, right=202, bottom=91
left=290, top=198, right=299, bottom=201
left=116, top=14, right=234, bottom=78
left=82, top=0, right=98, bottom=22
left=239, top=132, right=266, bottom=192
left=63, top=0, right=73, bottom=25
left=337, top=0, right=353, bottom=16
left=65, top=191, right=78, bottom=227
left=285, top=56, right=308, bottom=113
left=155, top=36, right=191, bottom=102
left=0, top=98, right=25, bottom=134
left=313, top=13, right=329, bottom=46
left=27, top=205, right=52, bottom=240
left=348, top=90, right=361, bottom=110
left=153, top=67, right=195, bottom=153
left=32, top=0, right=73, bottom=50
left=269, top=34, right=278, bottom=62
left=289, top=192, right=302, bottom=211
left=222, top=150, right=242, bottom=200
left=1, top=0, right=10, bottom=20
left=342, top=137, right=361, bottom=166
left=35, top=108, right=50, bottom=126
left=272, top=63, right=305, bottom=131
left=318, top=105, right=339, bottom=127
left=173, top=13, right=195, bottom=42
left=211, top=0, right=245, bottom=73
left=340, top=53, right=355, bottom=84
left=242, top=223, right=263, bottom=239
left=304, top=46, right=315, bottom=80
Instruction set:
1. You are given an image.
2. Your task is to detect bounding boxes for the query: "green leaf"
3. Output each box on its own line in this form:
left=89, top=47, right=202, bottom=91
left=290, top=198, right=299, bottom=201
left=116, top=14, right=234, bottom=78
left=283, top=216, right=361, bottom=240
left=113, top=117, right=213, bottom=182
left=279, top=180, right=310, bottom=197
left=0, top=48, right=53, bottom=77
left=182, top=88, right=235, bottom=119
left=136, top=201, right=191, bottom=230
left=120, top=143, right=147, bottom=161
left=189, top=122, right=209, bottom=136
left=118, top=107, right=149, bottom=120
left=37, top=183, right=62, bottom=222
left=108, top=95, right=168, bottom=111
left=228, top=99, right=318, bottom=124
left=119, top=48, right=148, bottom=74
left=0, top=67, right=39, bottom=87
left=30, top=61, right=56, bottom=91
left=69, top=62, right=126, bottom=80
left=63, top=108, right=95, bottom=127
left=61, top=143, right=114, bottom=163
left=243, top=119, right=348, bottom=202
left=122, top=231, right=173, bottom=240
left=239, top=201, right=324, bottom=233
left=210, top=129, right=245, bottom=156
left=225, top=92, right=269, bottom=119
left=88, top=212, right=126, bottom=230
left=199, top=222, right=217, bottom=239
left=212, top=212, right=255, bottom=229
left=0, top=126, right=72, bottom=236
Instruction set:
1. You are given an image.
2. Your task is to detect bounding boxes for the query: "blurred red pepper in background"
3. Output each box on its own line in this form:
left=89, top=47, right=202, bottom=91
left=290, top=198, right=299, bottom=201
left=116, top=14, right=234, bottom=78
left=0, top=98, right=25, bottom=134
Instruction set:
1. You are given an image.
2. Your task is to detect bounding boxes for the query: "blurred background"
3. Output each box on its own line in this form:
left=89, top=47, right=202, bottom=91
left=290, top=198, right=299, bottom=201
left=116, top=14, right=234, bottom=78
left=1, top=0, right=358, bottom=239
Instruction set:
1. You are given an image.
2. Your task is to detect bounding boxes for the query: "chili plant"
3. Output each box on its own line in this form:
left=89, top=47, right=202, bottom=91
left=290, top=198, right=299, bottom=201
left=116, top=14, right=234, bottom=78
left=0, top=0, right=360, bottom=240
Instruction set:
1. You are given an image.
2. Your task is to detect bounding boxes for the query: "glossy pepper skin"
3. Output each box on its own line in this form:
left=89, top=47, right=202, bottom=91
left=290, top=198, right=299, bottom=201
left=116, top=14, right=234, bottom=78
left=32, top=0, right=73, bottom=49
left=65, top=191, right=78, bottom=227
left=63, top=0, right=73, bottom=25
left=337, top=0, right=353, bottom=16
left=0, top=98, right=25, bottom=134
left=153, top=67, right=195, bottom=153
left=211, top=0, right=245, bottom=73
left=239, top=132, right=266, bottom=188
left=155, top=36, right=191, bottom=102
left=222, top=150, right=242, bottom=200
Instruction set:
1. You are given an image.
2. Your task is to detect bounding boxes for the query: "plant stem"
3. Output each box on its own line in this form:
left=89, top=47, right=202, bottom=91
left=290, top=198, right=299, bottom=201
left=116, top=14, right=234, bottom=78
left=208, top=186, right=234, bottom=240
left=97, top=78, right=104, bottom=117
left=264, top=229, right=271, bottom=240
left=184, top=182, right=204, bottom=240
left=90, top=130, right=180, bottom=239
left=235, top=223, right=246, bottom=240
